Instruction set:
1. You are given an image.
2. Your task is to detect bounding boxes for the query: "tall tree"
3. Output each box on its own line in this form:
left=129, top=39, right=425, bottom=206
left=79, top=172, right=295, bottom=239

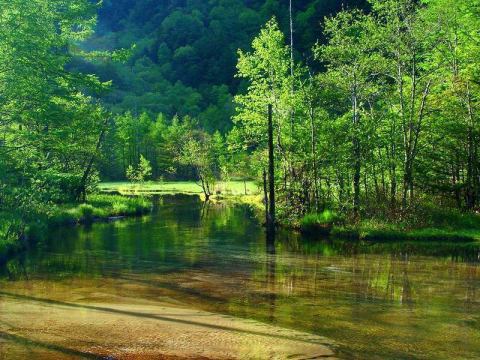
left=420, top=0, right=480, bottom=209
left=315, top=10, right=379, bottom=215
left=372, top=0, right=434, bottom=208
left=233, top=18, right=291, bottom=222
left=0, top=0, right=108, bottom=224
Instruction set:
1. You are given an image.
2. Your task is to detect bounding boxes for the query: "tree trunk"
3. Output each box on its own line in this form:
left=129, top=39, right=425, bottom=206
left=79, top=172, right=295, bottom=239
left=452, top=160, right=461, bottom=209
left=338, top=173, right=344, bottom=205
left=402, top=80, right=431, bottom=209
left=200, top=175, right=210, bottom=201
left=267, top=104, right=276, bottom=233
left=263, top=169, right=269, bottom=225
left=402, top=156, right=412, bottom=209
left=389, top=133, right=397, bottom=207
left=289, top=0, right=295, bottom=133
left=309, top=102, right=320, bottom=211
left=76, top=117, right=109, bottom=202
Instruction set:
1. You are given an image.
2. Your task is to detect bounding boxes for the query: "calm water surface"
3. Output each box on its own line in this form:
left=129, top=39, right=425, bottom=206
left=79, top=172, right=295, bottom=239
left=1, top=196, right=480, bottom=359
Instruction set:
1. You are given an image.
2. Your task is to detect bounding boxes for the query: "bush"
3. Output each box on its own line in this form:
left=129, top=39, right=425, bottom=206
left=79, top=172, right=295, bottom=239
left=0, top=213, right=32, bottom=263
left=398, top=202, right=480, bottom=230
left=79, top=204, right=95, bottom=223
left=133, top=197, right=151, bottom=214
left=112, top=201, right=129, bottom=215
left=300, top=210, right=344, bottom=234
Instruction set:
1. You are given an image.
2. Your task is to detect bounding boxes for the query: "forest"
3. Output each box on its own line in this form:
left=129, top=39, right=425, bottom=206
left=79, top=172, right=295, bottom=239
left=1, top=0, right=480, bottom=243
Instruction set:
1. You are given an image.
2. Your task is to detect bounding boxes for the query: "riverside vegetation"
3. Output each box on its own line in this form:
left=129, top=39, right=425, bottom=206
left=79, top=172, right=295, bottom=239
left=2, top=0, right=480, bottom=259
left=0, top=195, right=151, bottom=262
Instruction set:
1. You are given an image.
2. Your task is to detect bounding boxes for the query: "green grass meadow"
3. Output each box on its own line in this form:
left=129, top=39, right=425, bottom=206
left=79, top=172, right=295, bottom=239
left=98, top=181, right=260, bottom=196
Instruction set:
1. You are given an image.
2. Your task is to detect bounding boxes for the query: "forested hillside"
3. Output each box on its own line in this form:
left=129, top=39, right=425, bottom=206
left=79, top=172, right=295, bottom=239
left=79, top=0, right=366, bottom=132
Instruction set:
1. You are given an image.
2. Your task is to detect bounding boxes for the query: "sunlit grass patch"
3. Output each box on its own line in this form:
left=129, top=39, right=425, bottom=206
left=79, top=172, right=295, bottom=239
left=299, top=203, right=480, bottom=242
left=98, top=181, right=260, bottom=196
left=49, top=194, right=152, bottom=226
left=331, top=218, right=480, bottom=242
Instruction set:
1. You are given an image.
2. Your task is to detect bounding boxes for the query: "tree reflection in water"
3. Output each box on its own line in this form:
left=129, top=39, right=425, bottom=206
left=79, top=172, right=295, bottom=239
left=1, top=196, right=479, bottom=359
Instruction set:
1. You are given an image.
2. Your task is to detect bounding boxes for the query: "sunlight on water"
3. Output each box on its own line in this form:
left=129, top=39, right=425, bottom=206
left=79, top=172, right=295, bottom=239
left=1, top=196, right=479, bottom=359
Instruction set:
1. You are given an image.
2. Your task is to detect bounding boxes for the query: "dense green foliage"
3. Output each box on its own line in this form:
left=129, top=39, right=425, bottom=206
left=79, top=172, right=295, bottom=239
left=230, top=0, right=480, bottom=226
left=100, top=112, right=230, bottom=189
left=79, top=0, right=366, bottom=133
left=2, top=0, right=480, bottom=245
left=0, top=0, right=112, bottom=240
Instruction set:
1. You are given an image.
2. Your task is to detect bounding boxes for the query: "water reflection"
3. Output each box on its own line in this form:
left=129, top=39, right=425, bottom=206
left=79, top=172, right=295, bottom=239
left=266, top=232, right=276, bottom=323
left=1, top=195, right=479, bottom=359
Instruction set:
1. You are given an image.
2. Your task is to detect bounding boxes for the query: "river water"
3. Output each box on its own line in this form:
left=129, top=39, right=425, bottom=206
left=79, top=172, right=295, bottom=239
left=1, top=196, right=479, bottom=359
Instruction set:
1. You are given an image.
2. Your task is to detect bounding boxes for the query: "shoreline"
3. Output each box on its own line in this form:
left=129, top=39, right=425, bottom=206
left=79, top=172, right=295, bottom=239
left=0, top=194, right=153, bottom=266
left=3, top=186, right=480, bottom=268
left=100, top=185, right=480, bottom=243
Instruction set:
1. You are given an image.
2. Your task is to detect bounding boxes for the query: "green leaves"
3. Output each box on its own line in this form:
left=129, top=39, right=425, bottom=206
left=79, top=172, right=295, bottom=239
left=0, top=0, right=108, bottom=224
left=126, top=155, right=152, bottom=183
left=233, top=18, right=292, bottom=152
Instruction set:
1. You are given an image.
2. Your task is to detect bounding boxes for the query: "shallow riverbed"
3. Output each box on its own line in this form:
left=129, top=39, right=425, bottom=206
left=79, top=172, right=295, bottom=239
left=1, top=196, right=479, bottom=359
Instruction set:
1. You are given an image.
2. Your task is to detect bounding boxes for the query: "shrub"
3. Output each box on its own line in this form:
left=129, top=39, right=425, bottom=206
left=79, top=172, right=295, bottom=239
left=300, top=210, right=344, bottom=234
left=112, top=201, right=129, bottom=215
left=78, top=204, right=95, bottom=223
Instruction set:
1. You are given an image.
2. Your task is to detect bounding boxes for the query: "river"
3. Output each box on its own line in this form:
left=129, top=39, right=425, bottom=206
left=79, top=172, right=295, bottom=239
left=1, top=195, right=479, bottom=359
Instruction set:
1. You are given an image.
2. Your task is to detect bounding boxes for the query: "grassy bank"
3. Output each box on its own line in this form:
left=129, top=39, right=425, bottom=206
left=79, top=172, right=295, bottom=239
left=48, top=194, right=152, bottom=226
left=298, top=206, right=480, bottom=242
left=1, top=194, right=152, bottom=262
